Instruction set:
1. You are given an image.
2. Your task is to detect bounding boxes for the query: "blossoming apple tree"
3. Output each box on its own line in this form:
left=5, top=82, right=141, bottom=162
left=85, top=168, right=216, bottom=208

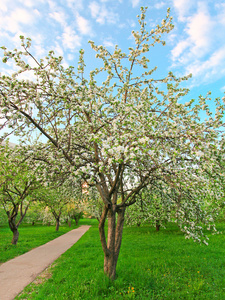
left=0, top=7, right=225, bottom=279
left=126, top=184, right=173, bottom=230
left=0, top=142, right=44, bottom=244
left=36, top=176, right=83, bottom=231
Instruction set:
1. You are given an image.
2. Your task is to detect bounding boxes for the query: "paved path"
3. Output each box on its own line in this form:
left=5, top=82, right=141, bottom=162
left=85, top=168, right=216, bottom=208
left=0, top=225, right=91, bottom=300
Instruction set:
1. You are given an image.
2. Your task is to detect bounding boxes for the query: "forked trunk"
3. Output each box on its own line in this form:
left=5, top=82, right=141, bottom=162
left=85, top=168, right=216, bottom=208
left=8, top=218, right=19, bottom=245
left=99, top=204, right=125, bottom=280
left=7, top=203, right=28, bottom=245
left=53, top=210, right=61, bottom=231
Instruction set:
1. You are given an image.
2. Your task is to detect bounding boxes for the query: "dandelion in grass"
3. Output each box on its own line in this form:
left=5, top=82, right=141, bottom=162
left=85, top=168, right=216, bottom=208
left=127, top=287, right=135, bottom=294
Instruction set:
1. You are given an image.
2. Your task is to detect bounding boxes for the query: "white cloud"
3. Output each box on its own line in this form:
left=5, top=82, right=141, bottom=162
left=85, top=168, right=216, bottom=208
left=127, top=19, right=136, bottom=28
left=171, top=40, right=190, bottom=60
left=48, top=5, right=85, bottom=50
left=62, top=26, right=81, bottom=50
left=170, top=1, right=225, bottom=86
left=33, top=43, right=46, bottom=58
left=171, top=9, right=213, bottom=62
left=19, top=0, right=35, bottom=7
left=0, top=0, right=10, bottom=12
left=185, top=47, right=225, bottom=85
left=220, top=85, right=225, bottom=93
left=131, top=0, right=140, bottom=8
left=53, top=42, right=64, bottom=57
left=197, top=47, right=225, bottom=75
left=186, top=10, right=213, bottom=56
left=65, top=0, right=83, bottom=10
left=67, top=53, right=75, bottom=61
left=46, top=0, right=58, bottom=12
left=49, top=11, right=67, bottom=27
left=0, top=7, right=39, bottom=34
left=0, top=60, right=18, bottom=77
left=89, top=1, right=100, bottom=18
left=216, top=3, right=225, bottom=26
left=172, top=0, right=194, bottom=21
left=18, top=0, right=45, bottom=7
left=209, top=47, right=225, bottom=68
left=154, top=2, right=166, bottom=10
left=102, top=9, right=118, bottom=24
left=12, top=8, right=34, bottom=23
left=0, top=32, right=11, bottom=46
left=76, top=14, right=93, bottom=35
left=102, top=38, right=115, bottom=48
left=89, top=2, right=119, bottom=25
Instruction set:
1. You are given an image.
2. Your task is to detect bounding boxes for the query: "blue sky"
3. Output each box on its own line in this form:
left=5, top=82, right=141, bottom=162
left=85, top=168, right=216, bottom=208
left=1, top=0, right=225, bottom=110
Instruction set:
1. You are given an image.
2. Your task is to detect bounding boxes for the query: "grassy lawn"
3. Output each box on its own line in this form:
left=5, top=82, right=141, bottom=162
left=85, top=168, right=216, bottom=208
left=12, top=221, right=225, bottom=300
left=0, top=222, right=80, bottom=263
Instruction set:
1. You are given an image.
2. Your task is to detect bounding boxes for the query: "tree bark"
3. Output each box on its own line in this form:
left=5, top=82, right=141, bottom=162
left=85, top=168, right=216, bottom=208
left=74, top=213, right=81, bottom=226
left=11, top=228, right=19, bottom=245
left=99, top=204, right=126, bottom=280
left=8, top=218, right=19, bottom=245
left=52, top=210, right=61, bottom=231
left=156, top=220, right=160, bottom=231
left=55, top=218, right=60, bottom=231
left=104, top=206, right=116, bottom=279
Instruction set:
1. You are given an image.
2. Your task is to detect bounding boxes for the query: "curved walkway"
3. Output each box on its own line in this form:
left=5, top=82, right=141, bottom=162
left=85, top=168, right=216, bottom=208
left=0, top=225, right=91, bottom=300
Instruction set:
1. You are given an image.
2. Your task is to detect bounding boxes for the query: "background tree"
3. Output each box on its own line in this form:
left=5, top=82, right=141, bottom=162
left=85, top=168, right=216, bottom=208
left=0, top=143, right=43, bottom=244
left=201, top=147, right=225, bottom=223
left=126, top=185, right=173, bottom=231
left=23, top=201, right=45, bottom=225
left=66, top=203, right=83, bottom=226
left=0, top=7, right=225, bottom=279
left=65, top=179, right=85, bottom=226
left=37, top=177, right=82, bottom=231
left=37, top=186, right=68, bottom=231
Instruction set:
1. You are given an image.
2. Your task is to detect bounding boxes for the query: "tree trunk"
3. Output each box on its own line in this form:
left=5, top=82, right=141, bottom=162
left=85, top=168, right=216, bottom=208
left=11, top=229, right=19, bottom=245
left=55, top=218, right=60, bottom=231
left=74, top=215, right=79, bottom=226
left=52, top=210, right=61, bottom=231
left=104, top=206, right=116, bottom=279
left=99, top=204, right=126, bottom=280
left=8, top=218, right=19, bottom=245
left=6, top=203, right=28, bottom=245
left=156, top=220, right=160, bottom=231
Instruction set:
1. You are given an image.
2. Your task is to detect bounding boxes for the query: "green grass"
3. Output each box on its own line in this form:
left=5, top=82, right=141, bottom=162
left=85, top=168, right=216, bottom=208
left=13, top=222, right=225, bottom=300
left=0, top=222, right=80, bottom=263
